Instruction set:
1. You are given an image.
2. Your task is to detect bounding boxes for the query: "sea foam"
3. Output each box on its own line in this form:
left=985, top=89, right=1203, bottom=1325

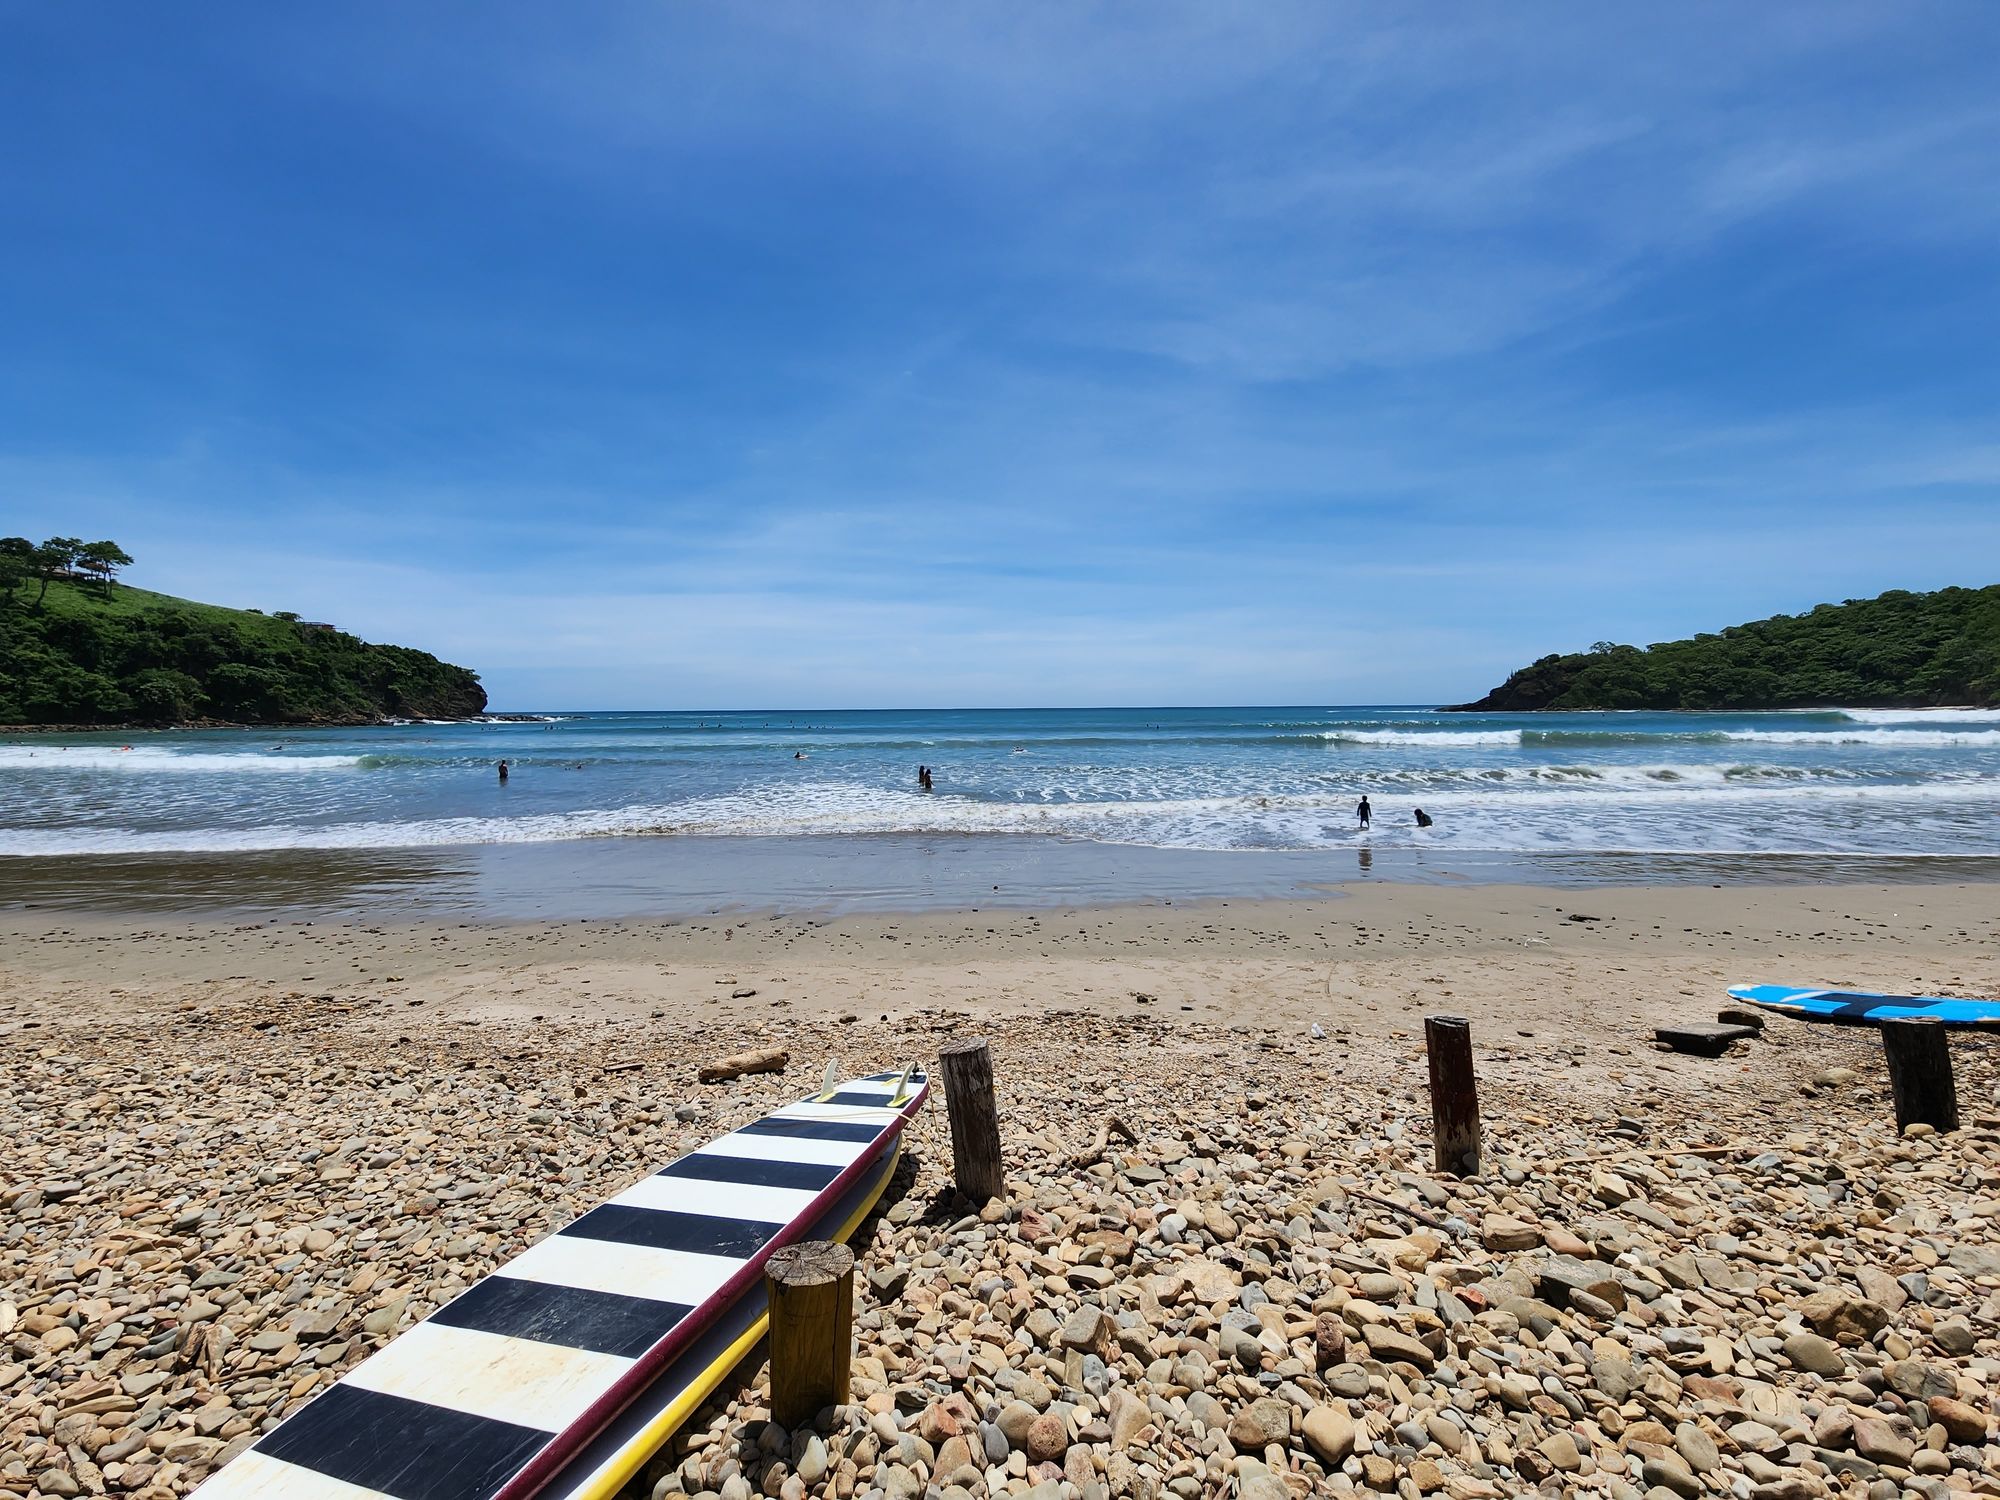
left=1321, top=729, right=1523, bottom=747
left=7, top=775, right=2000, bottom=859
left=1839, top=707, right=2000, bottom=724
left=0, top=746, right=364, bottom=773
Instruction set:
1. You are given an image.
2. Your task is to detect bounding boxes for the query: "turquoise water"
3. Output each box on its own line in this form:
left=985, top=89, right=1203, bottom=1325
left=5, top=705, right=2000, bottom=861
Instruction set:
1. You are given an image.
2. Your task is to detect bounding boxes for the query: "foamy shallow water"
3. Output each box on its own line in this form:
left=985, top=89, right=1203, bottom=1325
left=5, top=705, right=2000, bottom=864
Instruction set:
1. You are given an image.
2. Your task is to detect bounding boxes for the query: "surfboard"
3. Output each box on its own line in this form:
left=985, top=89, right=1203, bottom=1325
left=195, top=1066, right=928, bottom=1500
left=542, top=1138, right=900, bottom=1500
left=1728, top=983, right=2000, bottom=1029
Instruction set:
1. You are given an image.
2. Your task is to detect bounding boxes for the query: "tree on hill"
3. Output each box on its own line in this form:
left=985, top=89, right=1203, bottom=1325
left=1451, top=585, right=2000, bottom=711
left=0, top=537, right=33, bottom=604
left=0, top=568, right=486, bottom=725
left=1, top=535, right=138, bottom=607
left=74, top=540, right=134, bottom=592
left=30, top=536, right=83, bottom=607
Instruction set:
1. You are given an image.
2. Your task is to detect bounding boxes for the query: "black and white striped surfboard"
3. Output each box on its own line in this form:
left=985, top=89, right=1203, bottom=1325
left=195, top=1067, right=928, bottom=1500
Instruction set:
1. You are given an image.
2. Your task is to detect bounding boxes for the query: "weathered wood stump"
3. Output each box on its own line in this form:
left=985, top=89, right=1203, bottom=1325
left=1425, top=1015, right=1481, bottom=1176
left=1881, top=1017, right=1958, bottom=1133
left=938, top=1037, right=1004, bottom=1203
left=766, top=1240, right=855, bottom=1427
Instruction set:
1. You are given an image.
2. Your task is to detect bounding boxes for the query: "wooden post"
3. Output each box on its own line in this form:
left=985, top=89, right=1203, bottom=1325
left=1881, top=1017, right=1958, bottom=1133
left=938, top=1037, right=1005, bottom=1203
left=1425, top=1015, right=1481, bottom=1176
left=766, top=1240, right=855, bottom=1428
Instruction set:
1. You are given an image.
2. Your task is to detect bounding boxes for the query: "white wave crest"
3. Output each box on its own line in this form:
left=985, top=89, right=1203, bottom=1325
left=0, top=747, right=364, bottom=773
left=1721, top=729, right=2000, bottom=748
left=1840, top=707, right=2000, bottom=725
left=1322, top=729, right=1522, bottom=747
left=9, top=775, right=2000, bottom=858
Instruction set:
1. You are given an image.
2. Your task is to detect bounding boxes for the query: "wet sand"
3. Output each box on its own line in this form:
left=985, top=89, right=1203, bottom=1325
left=4, top=881, right=1995, bottom=1051
left=6, top=835, right=1996, bottom=923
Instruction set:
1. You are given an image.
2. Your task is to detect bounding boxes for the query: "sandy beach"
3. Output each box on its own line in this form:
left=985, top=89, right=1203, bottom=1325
left=10, top=5, right=1999, bottom=1498
left=4, top=880, right=1998, bottom=1499
left=5, top=879, right=1996, bottom=1045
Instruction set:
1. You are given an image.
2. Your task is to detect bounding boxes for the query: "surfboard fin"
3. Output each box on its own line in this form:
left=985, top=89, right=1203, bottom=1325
left=890, top=1062, right=915, bottom=1105
left=819, top=1059, right=839, bottom=1100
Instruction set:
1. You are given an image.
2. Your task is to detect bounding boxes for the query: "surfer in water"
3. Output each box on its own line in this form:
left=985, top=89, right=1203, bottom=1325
left=1414, top=808, right=1433, bottom=828
left=1356, top=795, right=1371, bottom=829
left=496, top=759, right=509, bottom=784
left=917, top=764, right=933, bottom=790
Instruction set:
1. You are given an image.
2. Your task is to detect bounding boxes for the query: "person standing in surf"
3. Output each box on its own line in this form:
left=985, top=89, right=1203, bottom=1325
left=1356, top=795, right=1371, bottom=829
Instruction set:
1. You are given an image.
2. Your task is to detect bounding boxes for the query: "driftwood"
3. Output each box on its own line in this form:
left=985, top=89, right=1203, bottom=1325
left=1544, top=1143, right=1739, bottom=1169
left=1344, top=1187, right=1457, bottom=1235
left=697, top=1046, right=789, bottom=1084
left=1654, top=1022, right=1759, bottom=1057
left=1069, top=1114, right=1138, bottom=1168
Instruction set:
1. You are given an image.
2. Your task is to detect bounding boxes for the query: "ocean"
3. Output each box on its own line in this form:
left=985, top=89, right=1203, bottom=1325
left=4, top=705, right=1998, bottom=913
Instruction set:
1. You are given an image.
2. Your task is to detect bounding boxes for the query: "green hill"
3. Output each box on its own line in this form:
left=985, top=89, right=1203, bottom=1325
left=1450, top=585, right=2000, bottom=712
left=0, top=578, right=486, bottom=726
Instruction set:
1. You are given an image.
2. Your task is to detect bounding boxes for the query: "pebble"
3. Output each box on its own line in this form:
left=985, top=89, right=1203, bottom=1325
left=1301, top=1403, right=1355, bottom=1465
left=1780, top=1331, right=1846, bottom=1376
left=1224, top=1397, right=1290, bottom=1449
left=3, top=1007, right=1996, bottom=1500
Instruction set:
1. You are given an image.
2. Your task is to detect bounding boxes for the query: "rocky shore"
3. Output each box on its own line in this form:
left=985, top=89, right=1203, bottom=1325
left=4, top=981, right=1997, bottom=1500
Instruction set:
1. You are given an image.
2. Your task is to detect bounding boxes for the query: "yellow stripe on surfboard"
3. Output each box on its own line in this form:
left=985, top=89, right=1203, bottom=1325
left=564, top=1139, right=901, bottom=1500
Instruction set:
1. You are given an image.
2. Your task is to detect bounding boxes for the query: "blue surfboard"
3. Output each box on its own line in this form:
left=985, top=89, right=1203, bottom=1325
left=1729, top=983, right=2000, bottom=1030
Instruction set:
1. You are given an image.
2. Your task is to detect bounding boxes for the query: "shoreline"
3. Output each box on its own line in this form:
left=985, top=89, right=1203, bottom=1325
left=5, top=834, right=2000, bottom=923
left=1439, top=700, right=2000, bottom=713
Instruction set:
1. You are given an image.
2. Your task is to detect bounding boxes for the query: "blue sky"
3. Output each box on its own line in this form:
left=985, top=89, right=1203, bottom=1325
left=4, top=3, right=1997, bottom=709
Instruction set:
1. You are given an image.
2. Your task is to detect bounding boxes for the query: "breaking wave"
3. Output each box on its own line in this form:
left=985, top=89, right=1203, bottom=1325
left=1322, top=730, right=1523, bottom=747
left=1326, top=726, right=2000, bottom=750
left=0, top=747, right=365, bottom=773
left=1840, top=707, right=2000, bottom=724
left=7, top=775, right=2000, bottom=859
left=9, top=707, right=2000, bottom=867
left=1719, top=729, right=2000, bottom=748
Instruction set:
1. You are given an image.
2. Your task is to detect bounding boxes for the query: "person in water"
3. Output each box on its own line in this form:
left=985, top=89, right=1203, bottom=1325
left=1356, top=795, right=1371, bottom=829
left=1414, top=807, right=1433, bottom=828
left=917, top=764, right=934, bottom=790
left=496, top=759, right=509, bottom=783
